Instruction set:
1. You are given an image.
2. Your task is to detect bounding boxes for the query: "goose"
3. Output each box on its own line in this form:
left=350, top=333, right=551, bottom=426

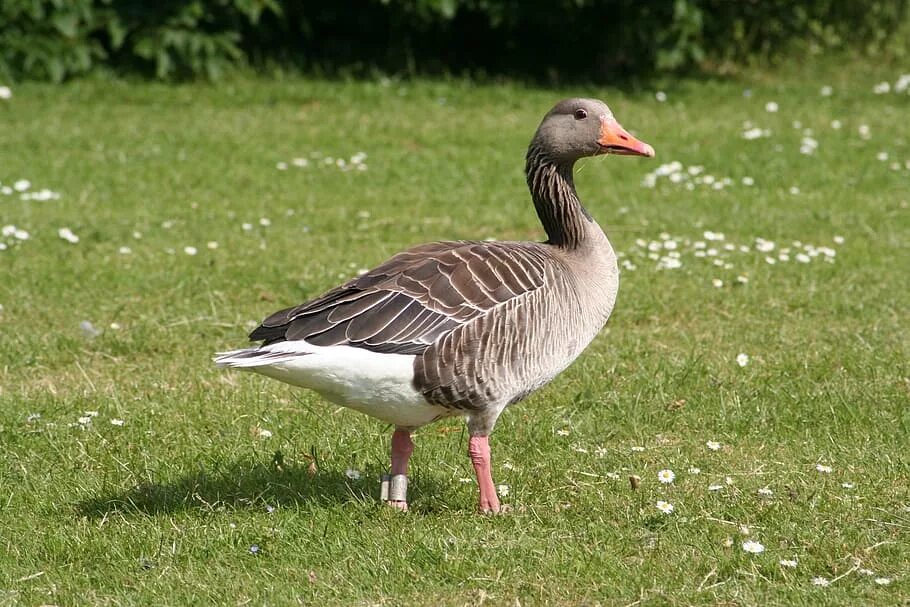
left=215, top=98, right=654, bottom=513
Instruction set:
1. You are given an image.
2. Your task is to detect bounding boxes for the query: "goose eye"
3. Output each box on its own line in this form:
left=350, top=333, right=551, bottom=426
left=573, top=108, right=587, bottom=120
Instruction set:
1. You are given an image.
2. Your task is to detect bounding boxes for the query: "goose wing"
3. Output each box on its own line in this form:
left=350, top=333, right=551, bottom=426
left=249, top=241, right=551, bottom=355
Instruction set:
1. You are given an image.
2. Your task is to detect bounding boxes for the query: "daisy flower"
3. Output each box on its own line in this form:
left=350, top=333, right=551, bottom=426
left=706, top=440, right=722, bottom=451
left=58, top=227, right=80, bottom=244
left=657, top=469, right=675, bottom=484
left=779, top=559, right=798, bottom=568
left=742, top=540, right=764, bottom=554
left=812, top=577, right=830, bottom=587
left=656, top=500, right=674, bottom=514
left=816, top=464, right=833, bottom=473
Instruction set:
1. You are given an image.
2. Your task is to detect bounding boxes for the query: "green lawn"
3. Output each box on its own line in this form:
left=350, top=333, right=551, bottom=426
left=1, top=61, right=908, bottom=606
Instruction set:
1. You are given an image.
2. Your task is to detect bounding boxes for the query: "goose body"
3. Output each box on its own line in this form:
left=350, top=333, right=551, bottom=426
left=216, top=98, right=654, bottom=512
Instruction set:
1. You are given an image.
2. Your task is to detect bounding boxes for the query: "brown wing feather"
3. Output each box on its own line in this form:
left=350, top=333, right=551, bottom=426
left=248, top=240, right=551, bottom=355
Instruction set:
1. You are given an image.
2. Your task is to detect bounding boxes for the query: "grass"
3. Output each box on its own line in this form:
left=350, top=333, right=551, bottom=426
left=1, top=60, right=908, bottom=605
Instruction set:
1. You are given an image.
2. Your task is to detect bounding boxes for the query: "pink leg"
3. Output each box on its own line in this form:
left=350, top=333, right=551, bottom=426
left=468, top=435, right=501, bottom=514
left=387, top=429, right=413, bottom=511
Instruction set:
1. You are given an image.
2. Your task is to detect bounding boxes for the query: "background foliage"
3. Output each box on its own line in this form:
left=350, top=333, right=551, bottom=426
left=1, top=0, right=908, bottom=82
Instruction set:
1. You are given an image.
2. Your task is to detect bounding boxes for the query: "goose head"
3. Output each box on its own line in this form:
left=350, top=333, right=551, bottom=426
left=531, top=98, right=655, bottom=164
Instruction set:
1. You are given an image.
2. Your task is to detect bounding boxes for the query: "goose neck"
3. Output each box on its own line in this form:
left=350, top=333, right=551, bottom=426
left=525, top=146, right=599, bottom=249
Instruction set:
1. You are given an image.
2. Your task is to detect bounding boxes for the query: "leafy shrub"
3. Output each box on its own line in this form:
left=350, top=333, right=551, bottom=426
left=0, top=0, right=280, bottom=81
left=0, top=0, right=906, bottom=82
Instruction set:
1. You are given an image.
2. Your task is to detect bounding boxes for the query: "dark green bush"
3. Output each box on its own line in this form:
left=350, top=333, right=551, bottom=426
left=0, top=0, right=907, bottom=82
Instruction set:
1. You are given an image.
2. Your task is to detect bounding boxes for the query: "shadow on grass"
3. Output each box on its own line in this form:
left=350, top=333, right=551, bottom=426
left=75, top=455, right=445, bottom=518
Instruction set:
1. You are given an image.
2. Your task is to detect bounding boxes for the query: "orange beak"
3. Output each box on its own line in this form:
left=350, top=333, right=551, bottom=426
left=597, top=117, right=655, bottom=157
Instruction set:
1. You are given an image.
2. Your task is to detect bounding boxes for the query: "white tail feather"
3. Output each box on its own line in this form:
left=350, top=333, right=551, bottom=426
left=213, top=347, right=307, bottom=368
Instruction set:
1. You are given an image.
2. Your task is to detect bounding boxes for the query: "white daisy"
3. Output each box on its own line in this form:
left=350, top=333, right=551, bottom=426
left=110, top=419, right=125, bottom=426
left=656, top=500, right=674, bottom=514
left=758, top=487, right=773, bottom=496
left=742, top=540, right=764, bottom=554
left=706, top=440, right=721, bottom=451
left=816, top=464, right=833, bottom=473
left=58, top=227, right=80, bottom=244
left=765, top=101, right=779, bottom=112
left=497, top=484, right=510, bottom=497
left=657, top=469, right=675, bottom=484
left=344, top=468, right=361, bottom=480
left=779, top=559, right=798, bottom=568
left=688, top=467, right=701, bottom=475
left=708, top=484, right=724, bottom=491
left=183, top=246, right=198, bottom=256
left=736, top=353, right=750, bottom=367
left=812, top=577, right=830, bottom=587
left=874, top=577, right=891, bottom=585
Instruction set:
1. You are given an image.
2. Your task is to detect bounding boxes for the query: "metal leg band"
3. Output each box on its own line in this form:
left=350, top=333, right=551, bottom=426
left=388, top=474, right=408, bottom=502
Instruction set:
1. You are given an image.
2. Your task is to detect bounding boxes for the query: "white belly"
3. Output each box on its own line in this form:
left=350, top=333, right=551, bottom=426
left=215, top=341, right=452, bottom=428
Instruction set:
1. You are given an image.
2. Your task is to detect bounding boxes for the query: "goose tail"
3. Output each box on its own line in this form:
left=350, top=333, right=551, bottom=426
left=213, top=346, right=309, bottom=368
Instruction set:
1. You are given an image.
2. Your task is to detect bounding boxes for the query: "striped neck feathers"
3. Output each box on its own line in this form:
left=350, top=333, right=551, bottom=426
left=525, top=144, right=596, bottom=249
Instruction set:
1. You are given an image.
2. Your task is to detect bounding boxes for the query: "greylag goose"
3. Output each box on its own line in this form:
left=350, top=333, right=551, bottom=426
left=215, top=98, right=654, bottom=513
